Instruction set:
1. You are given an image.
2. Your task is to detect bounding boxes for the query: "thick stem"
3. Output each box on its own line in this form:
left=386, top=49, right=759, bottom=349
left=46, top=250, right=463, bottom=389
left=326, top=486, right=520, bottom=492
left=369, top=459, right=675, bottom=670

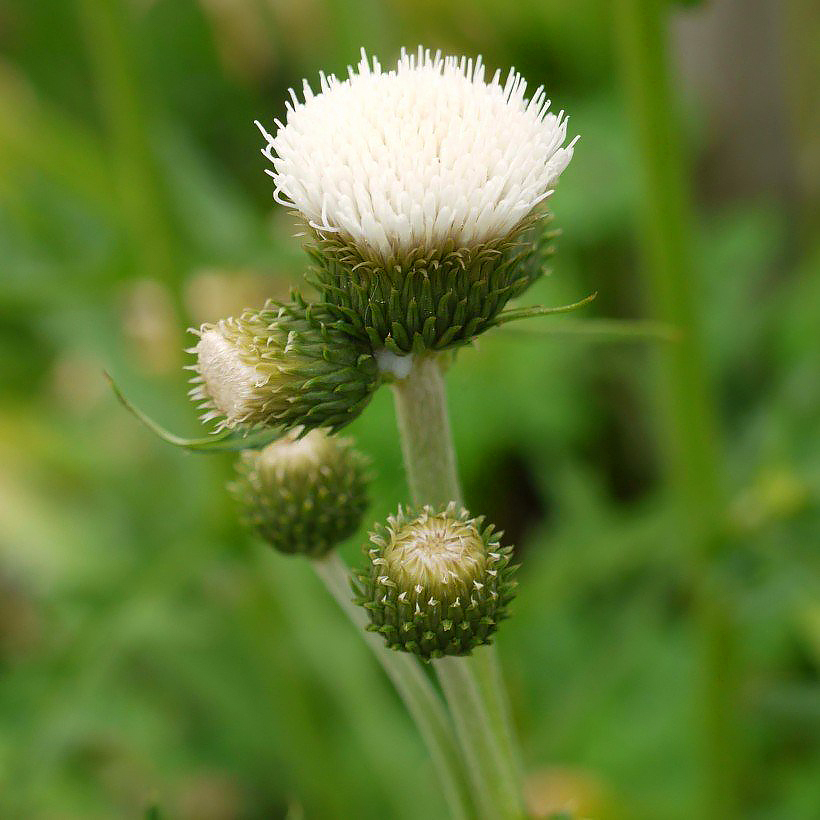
left=312, top=552, right=474, bottom=820
left=614, top=3, right=737, bottom=817
left=471, top=646, right=524, bottom=797
left=436, top=656, right=521, bottom=820
left=392, top=354, right=461, bottom=508
left=391, top=354, right=525, bottom=819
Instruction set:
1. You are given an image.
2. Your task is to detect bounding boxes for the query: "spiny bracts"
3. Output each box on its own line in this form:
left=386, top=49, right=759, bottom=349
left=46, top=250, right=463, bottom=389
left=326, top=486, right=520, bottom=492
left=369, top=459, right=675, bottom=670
left=231, top=429, right=369, bottom=557
left=353, top=503, right=518, bottom=660
left=306, top=216, right=558, bottom=354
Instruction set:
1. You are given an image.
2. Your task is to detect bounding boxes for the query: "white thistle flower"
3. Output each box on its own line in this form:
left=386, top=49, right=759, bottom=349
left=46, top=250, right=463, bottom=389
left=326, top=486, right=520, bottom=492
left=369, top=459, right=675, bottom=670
left=256, top=46, right=577, bottom=263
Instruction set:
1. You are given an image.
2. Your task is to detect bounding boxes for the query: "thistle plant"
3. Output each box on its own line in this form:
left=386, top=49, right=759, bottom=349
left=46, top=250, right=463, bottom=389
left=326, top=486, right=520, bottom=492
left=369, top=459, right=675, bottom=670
left=114, top=45, right=591, bottom=820
left=247, top=47, right=580, bottom=819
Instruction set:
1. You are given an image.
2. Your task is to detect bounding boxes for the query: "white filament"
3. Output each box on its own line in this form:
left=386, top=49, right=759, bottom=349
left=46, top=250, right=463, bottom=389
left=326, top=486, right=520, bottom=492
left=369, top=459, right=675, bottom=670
left=256, top=46, right=577, bottom=262
left=192, top=327, right=266, bottom=426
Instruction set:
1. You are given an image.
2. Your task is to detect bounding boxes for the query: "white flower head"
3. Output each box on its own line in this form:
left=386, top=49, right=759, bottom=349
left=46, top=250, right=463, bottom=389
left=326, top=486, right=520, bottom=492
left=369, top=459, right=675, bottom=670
left=256, top=46, right=577, bottom=263
left=189, top=322, right=269, bottom=430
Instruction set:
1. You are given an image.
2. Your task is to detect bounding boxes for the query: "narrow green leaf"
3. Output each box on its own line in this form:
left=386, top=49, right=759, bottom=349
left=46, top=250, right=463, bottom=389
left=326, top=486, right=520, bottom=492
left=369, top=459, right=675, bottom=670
left=104, top=372, right=282, bottom=453
left=497, top=318, right=681, bottom=343
left=491, top=292, right=598, bottom=326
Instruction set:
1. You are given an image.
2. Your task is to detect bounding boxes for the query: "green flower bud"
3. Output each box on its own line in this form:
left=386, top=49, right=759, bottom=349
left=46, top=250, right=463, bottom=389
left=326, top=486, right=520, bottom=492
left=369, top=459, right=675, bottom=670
left=307, top=218, right=555, bottom=355
left=189, top=296, right=379, bottom=433
left=231, top=429, right=369, bottom=557
left=354, top=503, right=518, bottom=660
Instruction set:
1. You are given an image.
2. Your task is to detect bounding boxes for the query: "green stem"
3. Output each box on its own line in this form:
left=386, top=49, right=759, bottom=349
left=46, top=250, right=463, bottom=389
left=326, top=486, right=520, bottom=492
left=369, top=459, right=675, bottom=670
left=77, top=0, right=185, bottom=324
left=391, top=354, right=525, bottom=819
left=470, top=646, right=524, bottom=798
left=392, top=354, right=461, bottom=508
left=312, top=552, right=475, bottom=820
left=613, top=2, right=737, bottom=818
left=435, top=656, right=520, bottom=820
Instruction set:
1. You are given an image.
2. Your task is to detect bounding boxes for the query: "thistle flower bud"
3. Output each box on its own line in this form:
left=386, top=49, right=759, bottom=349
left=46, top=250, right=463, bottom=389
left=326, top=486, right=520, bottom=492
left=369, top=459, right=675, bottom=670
left=231, top=429, right=369, bottom=557
left=189, top=297, right=379, bottom=433
left=256, top=47, right=576, bottom=354
left=354, top=503, right=518, bottom=660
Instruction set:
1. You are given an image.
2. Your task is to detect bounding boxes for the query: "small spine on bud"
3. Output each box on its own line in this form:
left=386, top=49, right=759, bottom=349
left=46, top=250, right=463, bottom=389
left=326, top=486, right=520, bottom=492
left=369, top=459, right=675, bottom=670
left=353, top=503, right=518, bottom=660
left=231, top=430, right=370, bottom=557
left=188, top=295, right=379, bottom=433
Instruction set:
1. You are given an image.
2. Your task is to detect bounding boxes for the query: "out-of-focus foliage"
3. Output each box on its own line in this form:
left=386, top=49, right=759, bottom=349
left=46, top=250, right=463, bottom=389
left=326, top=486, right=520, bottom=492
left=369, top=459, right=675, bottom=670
left=0, top=1, right=817, bottom=818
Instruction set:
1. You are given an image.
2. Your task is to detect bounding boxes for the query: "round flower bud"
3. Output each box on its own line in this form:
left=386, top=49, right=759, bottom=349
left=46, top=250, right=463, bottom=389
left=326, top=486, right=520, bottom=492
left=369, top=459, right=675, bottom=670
left=231, top=429, right=369, bottom=557
left=189, top=297, right=379, bottom=433
left=256, top=47, right=575, bottom=354
left=354, top=503, right=518, bottom=660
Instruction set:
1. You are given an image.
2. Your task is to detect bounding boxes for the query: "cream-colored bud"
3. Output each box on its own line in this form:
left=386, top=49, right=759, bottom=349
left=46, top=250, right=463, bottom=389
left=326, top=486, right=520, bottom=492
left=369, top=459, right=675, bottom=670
left=192, top=324, right=269, bottom=428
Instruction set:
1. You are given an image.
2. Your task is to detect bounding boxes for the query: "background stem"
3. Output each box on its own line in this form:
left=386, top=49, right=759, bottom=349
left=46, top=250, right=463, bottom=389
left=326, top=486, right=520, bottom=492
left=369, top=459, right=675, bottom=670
left=312, top=552, right=474, bottom=820
left=613, top=2, right=738, bottom=817
left=391, top=354, right=525, bottom=819
left=77, top=0, right=184, bottom=323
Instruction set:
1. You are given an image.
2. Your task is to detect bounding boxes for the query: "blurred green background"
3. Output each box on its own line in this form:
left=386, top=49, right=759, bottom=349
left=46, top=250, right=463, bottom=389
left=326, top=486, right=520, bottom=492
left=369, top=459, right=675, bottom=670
left=1, top=0, right=818, bottom=817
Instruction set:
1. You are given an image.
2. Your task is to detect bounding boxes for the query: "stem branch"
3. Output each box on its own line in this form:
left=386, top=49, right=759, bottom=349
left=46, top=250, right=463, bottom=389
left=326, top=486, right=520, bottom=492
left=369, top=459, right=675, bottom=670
left=312, top=552, right=474, bottom=820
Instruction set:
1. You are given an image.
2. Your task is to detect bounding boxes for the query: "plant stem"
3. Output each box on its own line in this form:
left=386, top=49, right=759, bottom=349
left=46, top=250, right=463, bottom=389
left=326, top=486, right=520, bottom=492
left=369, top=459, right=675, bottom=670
left=392, top=354, right=461, bottom=508
left=391, top=354, right=525, bottom=819
left=613, top=3, right=738, bottom=818
left=470, top=646, right=524, bottom=797
left=77, top=0, right=186, bottom=326
left=312, top=552, right=475, bottom=820
left=435, top=656, right=519, bottom=820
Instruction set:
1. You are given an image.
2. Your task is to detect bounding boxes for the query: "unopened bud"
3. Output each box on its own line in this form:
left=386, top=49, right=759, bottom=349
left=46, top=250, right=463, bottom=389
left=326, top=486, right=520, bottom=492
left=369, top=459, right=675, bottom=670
left=189, top=297, right=379, bottom=433
left=231, top=429, right=369, bottom=557
left=354, top=503, right=518, bottom=660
